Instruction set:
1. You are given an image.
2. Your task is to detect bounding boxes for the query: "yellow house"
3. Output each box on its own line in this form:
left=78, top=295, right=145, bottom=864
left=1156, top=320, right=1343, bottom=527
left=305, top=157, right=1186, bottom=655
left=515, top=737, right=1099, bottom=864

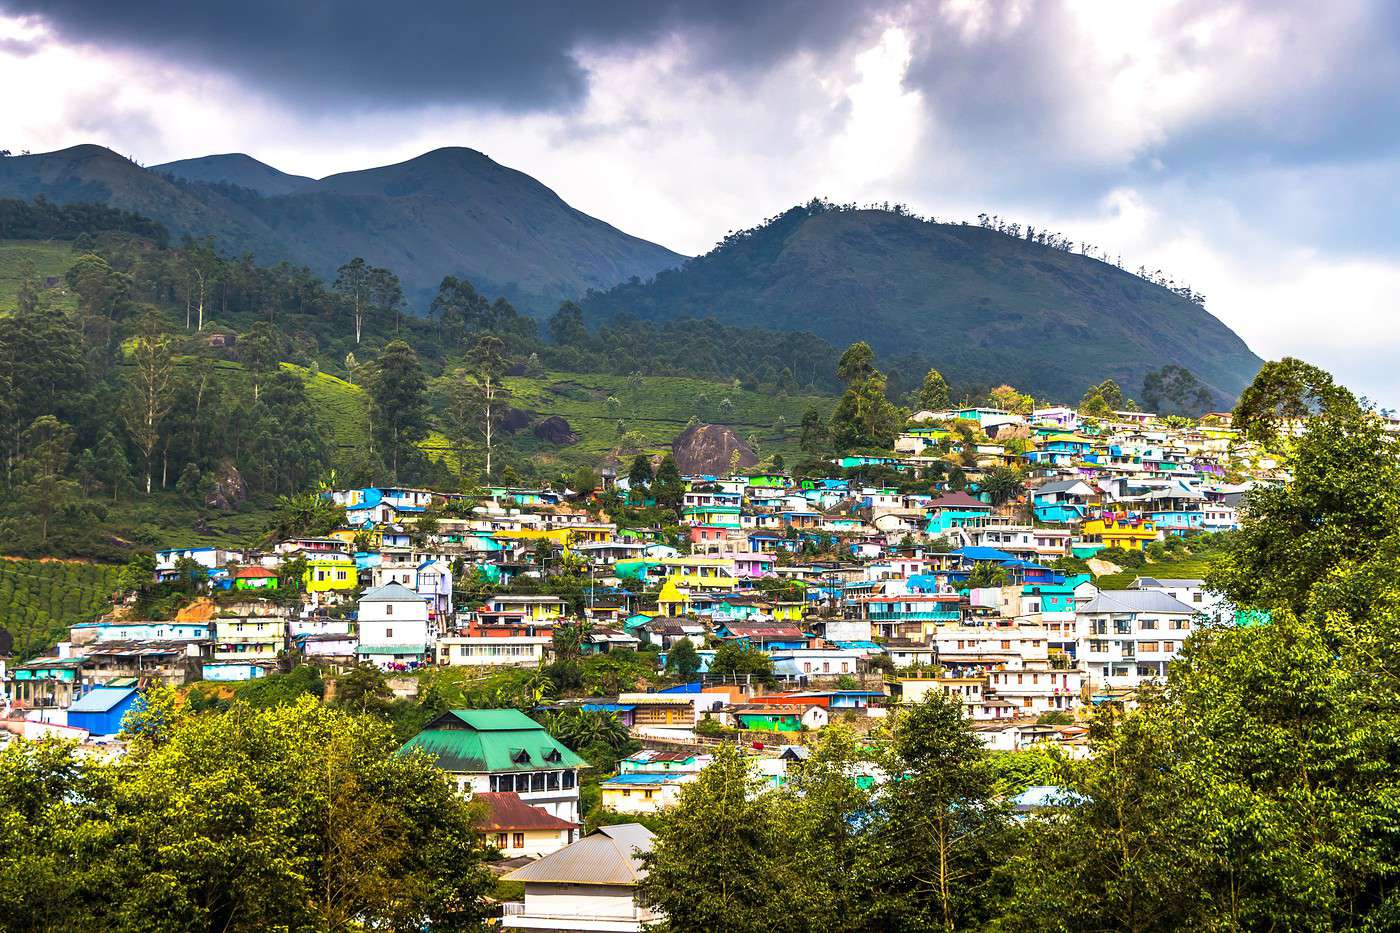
left=660, top=556, right=738, bottom=591
left=772, top=601, right=806, bottom=623
left=304, top=556, right=357, bottom=592
left=1079, top=517, right=1159, bottom=551
left=484, top=594, right=567, bottom=621
left=657, top=579, right=691, bottom=617
left=328, top=527, right=380, bottom=549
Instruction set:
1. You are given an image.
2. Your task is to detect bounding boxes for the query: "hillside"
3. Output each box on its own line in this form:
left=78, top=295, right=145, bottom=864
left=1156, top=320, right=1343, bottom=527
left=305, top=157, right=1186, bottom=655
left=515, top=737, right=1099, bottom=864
left=0, top=559, right=122, bottom=660
left=0, top=145, right=684, bottom=309
left=583, top=203, right=1263, bottom=405
left=152, top=153, right=314, bottom=196
left=0, top=238, right=78, bottom=311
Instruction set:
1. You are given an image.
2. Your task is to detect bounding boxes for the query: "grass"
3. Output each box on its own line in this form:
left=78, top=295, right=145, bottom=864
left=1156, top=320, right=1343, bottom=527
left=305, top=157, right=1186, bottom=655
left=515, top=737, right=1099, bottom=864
left=0, top=239, right=79, bottom=312
left=503, top=371, right=832, bottom=463
left=283, top=364, right=370, bottom=451
left=0, top=558, right=122, bottom=659
left=1095, top=552, right=1220, bottom=589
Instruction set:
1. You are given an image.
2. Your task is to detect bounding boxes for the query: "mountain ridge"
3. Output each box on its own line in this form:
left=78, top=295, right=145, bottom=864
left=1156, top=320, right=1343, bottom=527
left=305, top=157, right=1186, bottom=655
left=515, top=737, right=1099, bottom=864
left=582, top=203, right=1262, bottom=405
left=0, top=144, right=685, bottom=309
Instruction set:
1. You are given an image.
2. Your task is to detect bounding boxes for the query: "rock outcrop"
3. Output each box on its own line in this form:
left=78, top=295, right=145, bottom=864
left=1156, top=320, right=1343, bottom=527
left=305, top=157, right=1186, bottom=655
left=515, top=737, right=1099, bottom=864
left=672, top=424, right=757, bottom=475
left=533, top=416, right=579, bottom=445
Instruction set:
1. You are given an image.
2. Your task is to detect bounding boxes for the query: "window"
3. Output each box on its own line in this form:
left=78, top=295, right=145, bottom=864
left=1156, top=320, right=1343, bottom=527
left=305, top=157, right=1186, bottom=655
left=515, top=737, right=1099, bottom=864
left=385, top=628, right=393, bottom=638
left=622, top=789, right=631, bottom=797
left=336, top=571, right=347, bottom=580
left=644, top=790, right=655, bottom=800
left=386, top=605, right=393, bottom=616
left=512, top=833, right=525, bottom=849
left=563, top=771, right=576, bottom=789
left=495, top=833, right=508, bottom=848
left=1193, top=593, right=1203, bottom=603
left=1001, top=640, right=1011, bottom=649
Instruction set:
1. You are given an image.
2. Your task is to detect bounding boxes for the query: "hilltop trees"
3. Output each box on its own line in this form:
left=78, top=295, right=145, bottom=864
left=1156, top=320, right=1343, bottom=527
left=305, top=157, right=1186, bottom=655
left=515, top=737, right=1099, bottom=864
left=829, top=342, right=904, bottom=452
left=1141, top=364, right=1211, bottom=416
left=367, top=339, right=429, bottom=482
left=918, top=367, right=951, bottom=410
left=121, top=310, right=176, bottom=494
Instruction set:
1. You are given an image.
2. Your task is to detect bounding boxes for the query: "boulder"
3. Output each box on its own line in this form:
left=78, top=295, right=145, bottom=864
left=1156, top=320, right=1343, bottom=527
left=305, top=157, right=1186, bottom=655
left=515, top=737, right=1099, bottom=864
left=533, top=415, right=579, bottom=445
left=204, top=461, right=246, bottom=511
left=672, top=424, right=757, bottom=475
left=499, top=406, right=534, bottom=434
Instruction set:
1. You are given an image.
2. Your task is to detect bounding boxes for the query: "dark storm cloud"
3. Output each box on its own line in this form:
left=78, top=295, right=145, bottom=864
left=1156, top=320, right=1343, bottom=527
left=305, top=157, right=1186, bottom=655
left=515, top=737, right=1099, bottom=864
left=1, top=0, right=899, bottom=112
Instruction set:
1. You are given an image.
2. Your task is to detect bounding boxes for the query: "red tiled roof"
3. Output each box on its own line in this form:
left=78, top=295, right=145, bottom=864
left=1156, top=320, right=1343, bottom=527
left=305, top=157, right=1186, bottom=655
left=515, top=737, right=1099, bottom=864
left=928, top=492, right=991, bottom=509
left=234, top=566, right=277, bottom=578
left=475, top=792, right=578, bottom=832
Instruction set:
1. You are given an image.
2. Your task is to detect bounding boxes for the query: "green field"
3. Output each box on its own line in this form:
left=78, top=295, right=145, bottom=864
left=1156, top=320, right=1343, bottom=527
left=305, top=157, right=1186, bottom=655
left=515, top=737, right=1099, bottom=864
left=0, top=238, right=79, bottom=311
left=503, top=371, right=832, bottom=463
left=0, top=559, right=122, bottom=659
left=1095, top=553, right=1219, bottom=590
left=288, top=364, right=833, bottom=474
left=285, top=364, right=370, bottom=451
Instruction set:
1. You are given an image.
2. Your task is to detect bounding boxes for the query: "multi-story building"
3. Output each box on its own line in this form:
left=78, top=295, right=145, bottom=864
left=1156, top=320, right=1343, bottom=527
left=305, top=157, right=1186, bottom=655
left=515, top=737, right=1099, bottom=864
left=401, top=708, right=586, bottom=822
left=1076, top=590, right=1198, bottom=688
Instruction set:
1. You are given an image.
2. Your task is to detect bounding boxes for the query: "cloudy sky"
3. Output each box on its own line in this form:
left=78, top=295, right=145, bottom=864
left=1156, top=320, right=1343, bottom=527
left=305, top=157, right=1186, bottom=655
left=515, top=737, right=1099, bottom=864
left=2, top=1, right=1398, bottom=401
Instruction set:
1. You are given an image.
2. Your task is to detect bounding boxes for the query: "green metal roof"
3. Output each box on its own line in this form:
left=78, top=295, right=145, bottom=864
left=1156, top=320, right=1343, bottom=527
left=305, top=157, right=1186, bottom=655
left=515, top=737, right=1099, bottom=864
left=399, top=709, right=587, bottom=774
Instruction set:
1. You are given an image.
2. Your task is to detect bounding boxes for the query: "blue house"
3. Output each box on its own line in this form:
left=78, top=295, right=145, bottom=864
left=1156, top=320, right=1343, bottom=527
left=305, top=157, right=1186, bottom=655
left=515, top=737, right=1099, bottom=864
left=67, top=686, right=141, bottom=736
left=1032, top=479, right=1096, bottom=524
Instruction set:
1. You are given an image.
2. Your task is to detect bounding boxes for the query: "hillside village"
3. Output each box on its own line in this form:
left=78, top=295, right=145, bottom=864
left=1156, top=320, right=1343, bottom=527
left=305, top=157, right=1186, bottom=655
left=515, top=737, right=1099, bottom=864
left=1, top=387, right=1316, bottom=927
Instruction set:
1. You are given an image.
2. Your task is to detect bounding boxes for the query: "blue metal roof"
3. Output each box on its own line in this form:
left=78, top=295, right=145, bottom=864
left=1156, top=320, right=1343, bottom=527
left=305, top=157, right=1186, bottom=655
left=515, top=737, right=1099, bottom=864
left=67, top=686, right=138, bottom=714
left=600, top=773, right=690, bottom=785
left=954, top=546, right=1016, bottom=561
left=581, top=703, right=637, bottom=712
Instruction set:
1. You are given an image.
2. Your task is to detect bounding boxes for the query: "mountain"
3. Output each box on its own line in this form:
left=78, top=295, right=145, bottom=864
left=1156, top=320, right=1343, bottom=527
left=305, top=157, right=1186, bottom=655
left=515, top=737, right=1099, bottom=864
left=152, top=153, right=314, bottom=196
left=0, top=145, right=684, bottom=309
left=582, top=203, right=1262, bottom=405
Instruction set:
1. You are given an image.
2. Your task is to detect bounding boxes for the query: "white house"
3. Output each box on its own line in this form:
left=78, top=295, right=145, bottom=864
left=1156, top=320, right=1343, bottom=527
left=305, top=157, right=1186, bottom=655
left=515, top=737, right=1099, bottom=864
left=502, top=824, right=657, bottom=933
left=355, top=582, right=432, bottom=668
left=1077, top=589, right=1198, bottom=689
left=436, top=635, right=551, bottom=668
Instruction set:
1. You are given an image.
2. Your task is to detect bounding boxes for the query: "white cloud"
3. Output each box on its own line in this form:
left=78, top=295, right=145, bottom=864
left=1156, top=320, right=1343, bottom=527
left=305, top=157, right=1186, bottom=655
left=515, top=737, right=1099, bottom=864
left=5, top=5, right=1400, bottom=402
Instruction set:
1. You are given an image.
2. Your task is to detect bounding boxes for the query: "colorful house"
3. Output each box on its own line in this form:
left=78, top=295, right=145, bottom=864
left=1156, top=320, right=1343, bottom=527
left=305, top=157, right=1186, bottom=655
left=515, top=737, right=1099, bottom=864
left=65, top=685, right=141, bottom=736
left=1077, top=516, right=1159, bottom=552
left=475, top=791, right=578, bottom=858
left=303, top=555, right=357, bottom=592
left=730, top=703, right=828, bottom=732
left=232, top=566, right=279, bottom=590
left=599, top=772, right=692, bottom=813
left=400, top=709, right=587, bottom=822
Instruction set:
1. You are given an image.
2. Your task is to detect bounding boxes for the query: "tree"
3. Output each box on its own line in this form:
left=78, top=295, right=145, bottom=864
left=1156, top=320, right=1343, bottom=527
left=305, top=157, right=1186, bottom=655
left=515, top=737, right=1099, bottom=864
left=866, top=693, right=1014, bottom=930
left=829, top=344, right=904, bottom=452
left=639, top=746, right=784, bottom=932
left=368, top=340, right=429, bottom=482
left=447, top=335, right=509, bottom=482
left=430, top=276, right=488, bottom=350
left=240, top=321, right=281, bottom=401
left=918, top=368, right=951, bottom=411
left=122, top=309, right=176, bottom=494
left=331, top=663, right=394, bottom=717
left=799, top=406, right=833, bottom=457
left=1080, top=378, right=1123, bottom=415
left=548, top=301, right=590, bottom=346
left=987, top=383, right=1033, bottom=415
left=836, top=341, right=877, bottom=385
left=1231, top=356, right=1356, bottom=449
left=15, top=416, right=79, bottom=544
left=1141, top=364, right=1211, bottom=416
left=182, top=236, right=218, bottom=331
left=627, top=454, right=653, bottom=492
left=369, top=265, right=405, bottom=334
left=709, top=641, right=773, bottom=683
left=652, top=454, right=685, bottom=513
left=980, top=465, right=1026, bottom=507
left=665, top=639, right=701, bottom=678
left=334, top=257, right=371, bottom=344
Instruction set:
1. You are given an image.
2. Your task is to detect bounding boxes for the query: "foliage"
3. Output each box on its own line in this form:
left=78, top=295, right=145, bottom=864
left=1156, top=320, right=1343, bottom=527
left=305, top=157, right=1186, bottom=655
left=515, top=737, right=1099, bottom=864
left=708, top=641, right=774, bottom=683
left=979, top=465, right=1026, bottom=506
left=0, top=559, right=121, bottom=659
left=664, top=638, right=701, bottom=678
left=829, top=342, right=904, bottom=452
left=0, top=695, right=492, bottom=931
left=1232, top=355, right=1358, bottom=449
left=1141, top=364, right=1211, bottom=416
